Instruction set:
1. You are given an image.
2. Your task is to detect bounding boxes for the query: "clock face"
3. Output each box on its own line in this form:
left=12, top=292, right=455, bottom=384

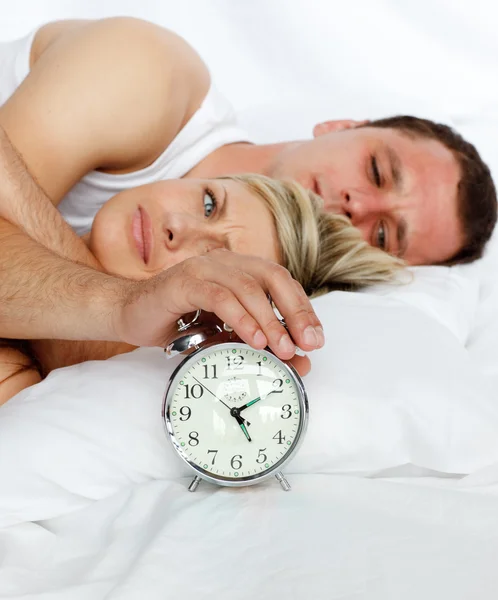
left=163, top=342, right=308, bottom=485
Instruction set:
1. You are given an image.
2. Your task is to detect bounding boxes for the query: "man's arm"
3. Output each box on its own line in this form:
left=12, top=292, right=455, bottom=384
left=0, top=125, right=119, bottom=341
left=0, top=218, right=125, bottom=340
left=0, top=17, right=210, bottom=204
left=0, top=123, right=121, bottom=342
left=0, top=18, right=208, bottom=368
left=0, top=214, right=131, bottom=391
left=0, top=125, right=135, bottom=372
left=0, top=126, right=101, bottom=268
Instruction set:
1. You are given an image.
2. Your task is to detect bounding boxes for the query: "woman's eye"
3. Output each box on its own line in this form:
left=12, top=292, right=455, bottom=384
left=371, top=156, right=381, bottom=187
left=203, top=189, right=217, bottom=217
left=376, top=222, right=387, bottom=250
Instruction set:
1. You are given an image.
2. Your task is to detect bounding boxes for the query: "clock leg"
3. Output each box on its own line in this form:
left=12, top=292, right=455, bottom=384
left=188, top=476, right=202, bottom=492
left=275, top=471, right=291, bottom=491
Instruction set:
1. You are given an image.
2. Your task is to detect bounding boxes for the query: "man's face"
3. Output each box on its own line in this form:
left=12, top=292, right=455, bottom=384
left=268, top=121, right=463, bottom=265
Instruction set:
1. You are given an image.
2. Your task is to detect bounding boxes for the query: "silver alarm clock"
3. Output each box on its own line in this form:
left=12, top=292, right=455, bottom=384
left=161, top=311, right=309, bottom=492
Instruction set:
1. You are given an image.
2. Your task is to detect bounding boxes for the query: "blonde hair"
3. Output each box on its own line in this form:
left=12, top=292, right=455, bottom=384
left=222, top=174, right=404, bottom=297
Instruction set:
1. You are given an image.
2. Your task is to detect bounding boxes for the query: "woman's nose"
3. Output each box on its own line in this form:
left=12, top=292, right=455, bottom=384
left=164, top=215, right=226, bottom=253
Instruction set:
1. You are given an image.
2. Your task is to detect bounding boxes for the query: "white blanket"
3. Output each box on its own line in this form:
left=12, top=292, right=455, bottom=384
left=3, top=475, right=498, bottom=599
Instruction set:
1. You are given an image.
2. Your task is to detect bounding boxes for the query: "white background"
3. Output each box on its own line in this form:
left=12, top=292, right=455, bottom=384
left=2, top=0, right=498, bottom=190
left=2, top=0, right=498, bottom=134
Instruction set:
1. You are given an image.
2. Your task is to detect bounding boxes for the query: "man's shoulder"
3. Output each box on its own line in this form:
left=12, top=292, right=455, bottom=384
left=33, top=17, right=196, bottom=63
left=0, top=17, right=210, bottom=203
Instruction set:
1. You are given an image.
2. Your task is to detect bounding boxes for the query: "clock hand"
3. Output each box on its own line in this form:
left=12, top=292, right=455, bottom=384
left=191, top=376, right=251, bottom=427
left=238, top=390, right=277, bottom=412
left=192, top=376, right=231, bottom=410
left=234, top=414, right=252, bottom=442
left=237, top=396, right=261, bottom=412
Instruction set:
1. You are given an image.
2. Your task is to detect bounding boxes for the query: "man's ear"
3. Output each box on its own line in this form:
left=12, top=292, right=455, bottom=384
left=313, top=119, right=369, bottom=138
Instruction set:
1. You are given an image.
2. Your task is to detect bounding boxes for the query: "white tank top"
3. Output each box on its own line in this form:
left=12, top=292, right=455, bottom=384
left=0, top=29, right=253, bottom=234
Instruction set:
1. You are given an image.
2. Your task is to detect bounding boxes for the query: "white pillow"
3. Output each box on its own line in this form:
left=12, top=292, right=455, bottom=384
left=2, top=284, right=498, bottom=527
left=363, top=265, right=480, bottom=345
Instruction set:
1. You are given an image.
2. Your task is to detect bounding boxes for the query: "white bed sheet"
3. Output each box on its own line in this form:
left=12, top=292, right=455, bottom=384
left=2, top=475, right=498, bottom=600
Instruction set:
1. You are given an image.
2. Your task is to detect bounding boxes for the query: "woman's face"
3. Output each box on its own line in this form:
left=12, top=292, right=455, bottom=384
left=87, top=178, right=281, bottom=279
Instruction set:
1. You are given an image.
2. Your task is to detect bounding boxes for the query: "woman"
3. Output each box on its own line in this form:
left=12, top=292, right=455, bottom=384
left=85, top=174, right=400, bottom=292
left=0, top=172, right=403, bottom=405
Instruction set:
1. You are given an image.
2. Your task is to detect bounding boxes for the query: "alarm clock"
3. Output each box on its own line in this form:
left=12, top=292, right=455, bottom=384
left=161, top=311, right=309, bottom=492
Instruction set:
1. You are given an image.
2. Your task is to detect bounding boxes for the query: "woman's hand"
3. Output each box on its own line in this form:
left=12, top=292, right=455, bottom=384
left=113, top=249, right=325, bottom=363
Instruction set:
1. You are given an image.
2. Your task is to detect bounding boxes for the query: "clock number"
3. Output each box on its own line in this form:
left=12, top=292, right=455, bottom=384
left=226, top=355, right=244, bottom=370
left=256, top=448, right=267, bottom=464
left=179, top=406, right=191, bottom=421
left=184, top=384, right=204, bottom=399
left=273, top=430, right=286, bottom=444
left=281, top=404, right=292, bottom=419
left=207, top=449, right=218, bottom=465
left=188, top=431, right=199, bottom=446
left=256, top=361, right=263, bottom=376
left=272, top=379, right=283, bottom=393
left=231, top=455, right=242, bottom=470
left=202, top=364, right=218, bottom=379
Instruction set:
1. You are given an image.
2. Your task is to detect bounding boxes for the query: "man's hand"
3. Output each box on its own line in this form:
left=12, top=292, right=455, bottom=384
left=113, top=249, right=325, bottom=363
left=287, top=354, right=311, bottom=377
left=0, top=128, right=321, bottom=376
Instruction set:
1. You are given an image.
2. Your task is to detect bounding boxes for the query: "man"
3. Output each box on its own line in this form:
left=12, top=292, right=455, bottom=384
left=0, top=18, right=495, bottom=367
left=1, top=18, right=495, bottom=264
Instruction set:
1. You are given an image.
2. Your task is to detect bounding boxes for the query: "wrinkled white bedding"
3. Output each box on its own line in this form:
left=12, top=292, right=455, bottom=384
left=1, top=1, right=498, bottom=598
left=3, top=475, right=498, bottom=600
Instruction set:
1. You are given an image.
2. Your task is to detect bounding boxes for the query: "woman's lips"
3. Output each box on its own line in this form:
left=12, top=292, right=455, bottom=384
left=132, top=206, right=153, bottom=265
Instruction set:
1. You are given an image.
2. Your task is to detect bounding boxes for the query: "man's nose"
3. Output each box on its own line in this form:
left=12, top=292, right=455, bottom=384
left=164, top=215, right=226, bottom=253
left=340, top=188, right=384, bottom=224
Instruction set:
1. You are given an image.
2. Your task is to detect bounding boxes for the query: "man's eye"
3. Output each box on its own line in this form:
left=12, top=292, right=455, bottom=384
left=376, top=222, right=387, bottom=250
left=203, top=188, right=217, bottom=217
left=371, top=156, right=381, bottom=187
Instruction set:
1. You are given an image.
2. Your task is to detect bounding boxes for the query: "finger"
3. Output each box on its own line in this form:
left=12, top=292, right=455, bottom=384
left=260, top=267, right=324, bottom=353
left=205, top=251, right=324, bottom=354
left=180, top=255, right=297, bottom=360
left=286, top=354, right=311, bottom=377
left=221, top=268, right=297, bottom=360
left=180, top=277, right=270, bottom=350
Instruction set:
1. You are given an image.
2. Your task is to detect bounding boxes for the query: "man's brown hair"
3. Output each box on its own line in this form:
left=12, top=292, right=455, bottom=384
left=368, top=116, right=497, bottom=265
